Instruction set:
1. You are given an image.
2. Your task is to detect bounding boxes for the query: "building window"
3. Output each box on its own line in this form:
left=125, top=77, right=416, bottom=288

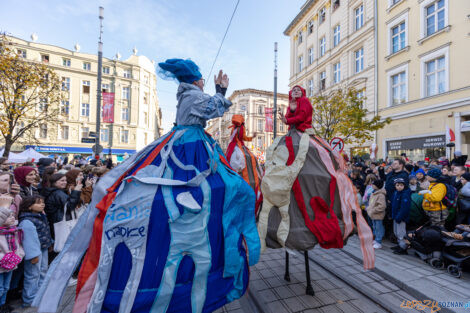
left=17, top=49, right=26, bottom=58
left=298, top=31, right=303, bottom=45
left=319, top=71, right=326, bottom=91
left=355, top=48, right=364, bottom=73
left=60, top=126, right=69, bottom=140
left=83, top=62, right=91, bottom=71
left=121, top=108, right=129, bottom=121
left=60, top=100, right=70, bottom=115
left=38, top=98, right=47, bottom=112
left=425, top=0, right=445, bottom=37
left=121, top=129, right=129, bottom=143
left=333, top=25, right=341, bottom=47
left=257, top=119, right=263, bottom=131
left=81, top=127, right=89, bottom=138
left=62, top=58, right=71, bottom=67
left=144, top=75, right=149, bottom=84
left=144, top=92, right=149, bottom=105
left=391, top=22, right=406, bottom=54
left=334, top=62, right=341, bottom=83
left=101, top=128, right=109, bottom=142
left=144, top=112, right=148, bottom=126
left=123, top=69, right=132, bottom=78
left=333, top=0, right=340, bottom=11
left=82, top=80, right=90, bottom=94
left=144, top=133, right=148, bottom=145
left=390, top=0, right=402, bottom=6
left=319, top=37, right=326, bottom=57
left=103, top=66, right=110, bottom=74
left=39, top=124, right=47, bottom=138
left=308, top=47, right=314, bottom=65
left=257, top=136, right=263, bottom=148
left=122, top=86, right=130, bottom=100
left=41, top=54, right=49, bottom=63
left=355, top=4, right=364, bottom=31
left=308, top=21, right=314, bottom=34
left=102, top=83, right=110, bottom=92
left=61, top=77, right=70, bottom=91
left=257, top=105, right=263, bottom=115
left=279, top=121, right=284, bottom=132
left=425, top=56, right=446, bottom=97
left=391, top=72, right=406, bottom=105
left=308, top=79, right=314, bottom=97
left=81, top=103, right=90, bottom=117
left=14, top=121, right=25, bottom=137
left=319, top=7, right=326, bottom=24
left=298, top=55, right=304, bottom=72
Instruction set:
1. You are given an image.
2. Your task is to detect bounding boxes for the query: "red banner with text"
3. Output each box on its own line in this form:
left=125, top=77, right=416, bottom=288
left=102, top=92, right=115, bottom=123
left=265, top=107, right=273, bottom=132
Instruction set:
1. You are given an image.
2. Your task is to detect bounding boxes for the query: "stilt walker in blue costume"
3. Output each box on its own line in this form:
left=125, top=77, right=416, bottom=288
left=33, top=59, right=260, bottom=313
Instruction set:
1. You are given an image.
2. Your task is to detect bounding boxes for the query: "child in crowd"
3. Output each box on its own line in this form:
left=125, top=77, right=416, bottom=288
left=420, top=168, right=449, bottom=228
left=415, top=168, right=430, bottom=190
left=391, top=178, right=411, bottom=255
left=18, top=196, right=53, bottom=308
left=409, top=174, right=420, bottom=193
left=0, top=195, right=24, bottom=313
left=366, top=180, right=386, bottom=249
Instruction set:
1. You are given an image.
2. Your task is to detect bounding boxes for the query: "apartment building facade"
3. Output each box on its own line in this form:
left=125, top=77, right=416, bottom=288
left=376, top=0, right=470, bottom=160
left=284, top=0, right=376, bottom=156
left=206, top=89, right=289, bottom=159
left=6, top=36, right=162, bottom=160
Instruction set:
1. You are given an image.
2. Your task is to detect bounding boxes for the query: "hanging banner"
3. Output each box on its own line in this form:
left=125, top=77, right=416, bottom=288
left=102, top=92, right=115, bottom=123
left=265, top=107, right=273, bottom=132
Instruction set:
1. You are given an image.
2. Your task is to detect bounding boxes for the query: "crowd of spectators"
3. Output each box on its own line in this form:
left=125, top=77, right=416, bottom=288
left=0, top=155, right=113, bottom=312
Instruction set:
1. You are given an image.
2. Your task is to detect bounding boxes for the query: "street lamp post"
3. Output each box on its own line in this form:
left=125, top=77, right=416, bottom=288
left=273, top=42, right=278, bottom=139
left=95, top=6, right=104, bottom=158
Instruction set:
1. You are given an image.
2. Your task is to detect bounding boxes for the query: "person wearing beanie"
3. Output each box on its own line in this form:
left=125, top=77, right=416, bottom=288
left=415, top=168, right=429, bottom=190
left=391, top=178, right=411, bottom=254
left=419, top=168, right=448, bottom=227
left=37, top=158, right=55, bottom=177
left=409, top=174, right=420, bottom=193
left=13, top=166, right=39, bottom=198
left=457, top=172, right=470, bottom=225
left=366, top=179, right=387, bottom=249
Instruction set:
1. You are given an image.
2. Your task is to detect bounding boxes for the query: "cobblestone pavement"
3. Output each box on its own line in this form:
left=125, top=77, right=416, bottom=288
left=14, top=237, right=461, bottom=313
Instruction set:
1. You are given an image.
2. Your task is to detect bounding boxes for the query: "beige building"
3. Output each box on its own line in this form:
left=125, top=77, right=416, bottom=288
left=284, top=0, right=376, bottom=156
left=376, top=0, right=470, bottom=161
left=6, top=35, right=162, bottom=160
left=206, top=89, right=289, bottom=158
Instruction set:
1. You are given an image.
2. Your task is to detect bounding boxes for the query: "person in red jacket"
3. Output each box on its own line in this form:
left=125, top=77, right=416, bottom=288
left=280, top=85, right=313, bottom=132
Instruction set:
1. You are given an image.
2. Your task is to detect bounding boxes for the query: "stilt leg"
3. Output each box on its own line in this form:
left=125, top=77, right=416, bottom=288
left=284, top=251, right=291, bottom=282
left=304, top=251, right=314, bottom=296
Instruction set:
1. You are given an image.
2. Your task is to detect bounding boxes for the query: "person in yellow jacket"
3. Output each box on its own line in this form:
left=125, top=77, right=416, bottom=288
left=419, top=168, right=449, bottom=227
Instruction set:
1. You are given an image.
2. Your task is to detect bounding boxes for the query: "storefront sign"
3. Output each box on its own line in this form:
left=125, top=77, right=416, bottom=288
left=386, top=135, right=446, bottom=151
left=25, top=145, right=135, bottom=155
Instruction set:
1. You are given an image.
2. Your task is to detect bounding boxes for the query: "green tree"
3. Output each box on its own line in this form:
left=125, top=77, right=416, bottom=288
left=310, top=87, right=391, bottom=145
left=0, top=34, right=63, bottom=157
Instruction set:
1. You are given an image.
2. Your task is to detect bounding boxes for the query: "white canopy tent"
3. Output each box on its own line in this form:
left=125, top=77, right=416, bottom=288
left=0, top=147, right=49, bottom=163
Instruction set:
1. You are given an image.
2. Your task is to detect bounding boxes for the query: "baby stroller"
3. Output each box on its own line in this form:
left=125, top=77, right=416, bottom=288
left=441, top=224, right=470, bottom=278
left=406, top=223, right=445, bottom=269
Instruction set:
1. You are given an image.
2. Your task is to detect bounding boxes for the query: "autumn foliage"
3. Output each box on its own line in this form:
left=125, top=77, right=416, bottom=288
left=0, top=34, right=63, bottom=157
left=310, top=87, right=391, bottom=145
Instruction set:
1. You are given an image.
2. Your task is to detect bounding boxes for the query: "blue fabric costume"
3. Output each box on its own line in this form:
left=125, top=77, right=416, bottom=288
left=33, top=59, right=260, bottom=313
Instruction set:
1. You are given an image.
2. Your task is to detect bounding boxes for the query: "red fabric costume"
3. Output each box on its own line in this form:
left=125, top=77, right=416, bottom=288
left=285, top=85, right=313, bottom=132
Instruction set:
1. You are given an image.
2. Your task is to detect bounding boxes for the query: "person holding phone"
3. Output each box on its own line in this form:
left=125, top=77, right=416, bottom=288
left=0, top=172, right=21, bottom=219
left=65, top=169, right=93, bottom=206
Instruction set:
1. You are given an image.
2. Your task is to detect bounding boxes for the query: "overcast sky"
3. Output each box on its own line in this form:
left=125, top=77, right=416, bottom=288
left=1, top=0, right=305, bottom=132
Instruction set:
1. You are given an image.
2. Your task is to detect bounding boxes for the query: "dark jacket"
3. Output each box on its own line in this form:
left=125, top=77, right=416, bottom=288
left=42, top=187, right=80, bottom=238
left=391, top=188, right=411, bottom=223
left=19, top=185, right=40, bottom=199
left=19, top=212, right=53, bottom=250
left=351, top=177, right=365, bottom=195
left=385, top=170, right=409, bottom=201
left=452, top=176, right=463, bottom=192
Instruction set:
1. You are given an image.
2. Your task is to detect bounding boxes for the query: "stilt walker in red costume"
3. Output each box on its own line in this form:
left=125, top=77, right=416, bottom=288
left=257, top=85, right=375, bottom=296
left=226, top=115, right=263, bottom=215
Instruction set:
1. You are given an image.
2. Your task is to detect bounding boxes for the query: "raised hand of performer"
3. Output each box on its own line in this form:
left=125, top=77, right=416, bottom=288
left=214, top=70, right=229, bottom=96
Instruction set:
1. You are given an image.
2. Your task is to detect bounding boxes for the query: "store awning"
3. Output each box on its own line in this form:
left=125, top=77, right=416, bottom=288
left=25, top=145, right=136, bottom=155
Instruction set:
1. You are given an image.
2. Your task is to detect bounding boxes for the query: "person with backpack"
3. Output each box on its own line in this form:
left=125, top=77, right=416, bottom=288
left=419, top=168, right=449, bottom=228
